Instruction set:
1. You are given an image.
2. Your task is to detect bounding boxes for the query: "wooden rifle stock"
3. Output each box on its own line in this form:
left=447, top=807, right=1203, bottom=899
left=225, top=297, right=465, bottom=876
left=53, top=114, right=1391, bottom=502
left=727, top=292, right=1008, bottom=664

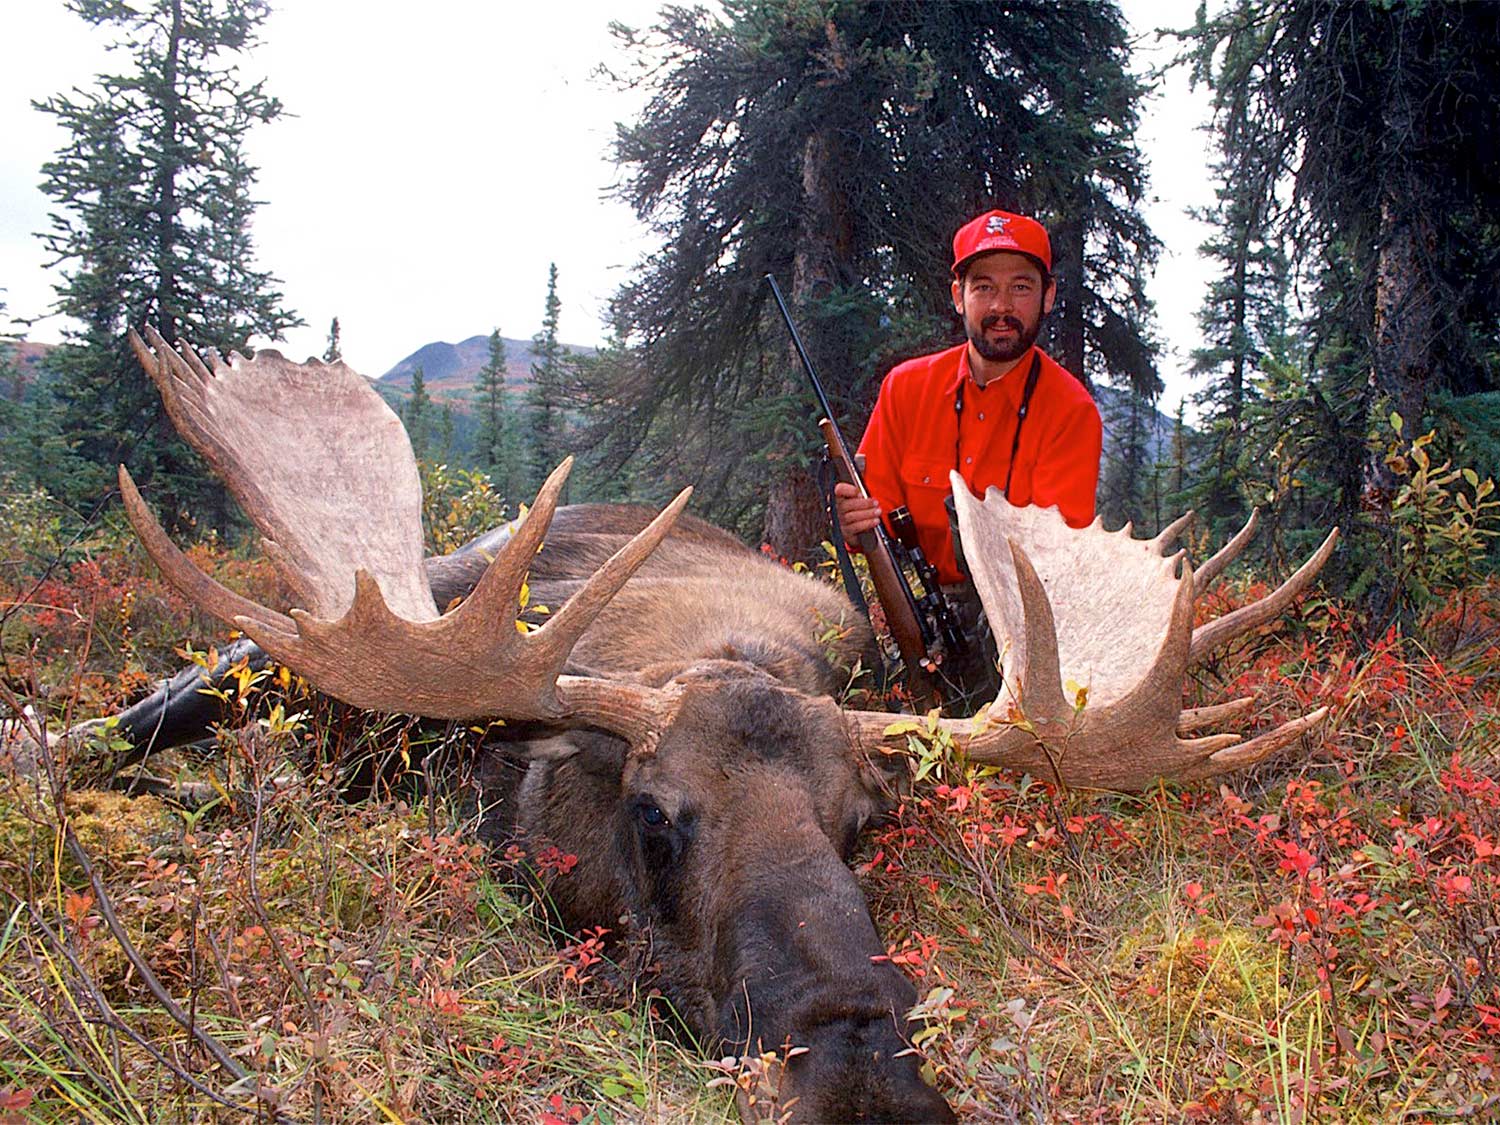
left=819, top=418, right=938, bottom=708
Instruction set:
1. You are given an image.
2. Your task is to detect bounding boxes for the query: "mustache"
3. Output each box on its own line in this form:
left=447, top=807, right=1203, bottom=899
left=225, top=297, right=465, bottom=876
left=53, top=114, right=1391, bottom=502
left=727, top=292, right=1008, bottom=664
left=981, top=314, right=1025, bottom=333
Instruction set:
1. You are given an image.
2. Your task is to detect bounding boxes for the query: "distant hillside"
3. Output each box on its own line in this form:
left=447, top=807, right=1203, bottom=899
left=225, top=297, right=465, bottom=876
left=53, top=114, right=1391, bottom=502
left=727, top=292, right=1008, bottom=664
left=379, top=334, right=595, bottom=399
left=1, top=340, right=55, bottom=394
left=1095, top=382, right=1178, bottom=465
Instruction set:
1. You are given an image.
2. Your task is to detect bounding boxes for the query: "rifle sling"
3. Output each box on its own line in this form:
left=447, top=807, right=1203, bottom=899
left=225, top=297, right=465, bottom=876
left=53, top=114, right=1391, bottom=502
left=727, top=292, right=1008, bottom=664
left=1003, top=350, right=1044, bottom=499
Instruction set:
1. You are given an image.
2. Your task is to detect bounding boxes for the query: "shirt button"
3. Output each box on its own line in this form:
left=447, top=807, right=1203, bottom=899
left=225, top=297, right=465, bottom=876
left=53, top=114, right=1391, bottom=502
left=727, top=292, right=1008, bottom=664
left=977, top=412, right=985, bottom=421
left=922, top=475, right=931, bottom=484
left=965, top=457, right=973, bottom=465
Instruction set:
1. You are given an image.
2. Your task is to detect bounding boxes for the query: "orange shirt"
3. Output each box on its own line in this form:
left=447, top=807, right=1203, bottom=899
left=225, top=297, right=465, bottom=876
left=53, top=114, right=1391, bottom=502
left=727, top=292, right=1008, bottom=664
left=857, top=343, right=1101, bottom=584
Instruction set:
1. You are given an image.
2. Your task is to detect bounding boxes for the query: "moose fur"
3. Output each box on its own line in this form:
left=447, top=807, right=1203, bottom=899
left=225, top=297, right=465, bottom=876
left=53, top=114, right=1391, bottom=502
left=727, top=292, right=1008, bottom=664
left=95, top=332, right=1335, bottom=1122
left=100, top=502, right=957, bottom=1124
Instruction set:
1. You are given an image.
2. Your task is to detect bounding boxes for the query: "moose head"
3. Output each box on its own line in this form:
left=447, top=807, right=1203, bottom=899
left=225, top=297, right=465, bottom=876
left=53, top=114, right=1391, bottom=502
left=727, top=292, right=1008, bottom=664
left=117, top=328, right=1335, bottom=1121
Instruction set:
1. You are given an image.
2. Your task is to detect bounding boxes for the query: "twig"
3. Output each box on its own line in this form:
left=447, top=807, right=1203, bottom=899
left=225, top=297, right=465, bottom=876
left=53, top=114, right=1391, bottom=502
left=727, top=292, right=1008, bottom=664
left=20, top=698, right=266, bottom=1101
left=245, top=758, right=326, bottom=1124
left=60, top=819, right=257, bottom=1085
left=25, top=903, right=261, bottom=1117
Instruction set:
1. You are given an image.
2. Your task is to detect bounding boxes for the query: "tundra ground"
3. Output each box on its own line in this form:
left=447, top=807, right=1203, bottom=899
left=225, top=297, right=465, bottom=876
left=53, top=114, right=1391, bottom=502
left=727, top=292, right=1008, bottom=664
left=2, top=493, right=1496, bottom=1123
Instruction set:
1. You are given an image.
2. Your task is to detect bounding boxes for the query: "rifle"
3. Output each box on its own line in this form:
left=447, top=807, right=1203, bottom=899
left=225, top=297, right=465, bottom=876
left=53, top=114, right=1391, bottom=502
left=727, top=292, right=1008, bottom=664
left=764, top=273, right=959, bottom=708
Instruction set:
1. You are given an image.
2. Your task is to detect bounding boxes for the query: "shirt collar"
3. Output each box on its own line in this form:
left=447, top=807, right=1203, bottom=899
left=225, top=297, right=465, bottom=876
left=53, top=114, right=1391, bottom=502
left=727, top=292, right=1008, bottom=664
left=948, top=344, right=1037, bottom=397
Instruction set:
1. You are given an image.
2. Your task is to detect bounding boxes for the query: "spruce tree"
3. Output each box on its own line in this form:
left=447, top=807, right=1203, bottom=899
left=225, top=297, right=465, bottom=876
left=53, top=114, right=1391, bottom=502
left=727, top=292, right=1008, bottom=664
left=404, top=366, right=432, bottom=462
left=35, top=0, right=300, bottom=529
left=1187, top=0, right=1500, bottom=593
left=1098, top=390, right=1153, bottom=530
left=438, top=403, right=454, bottom=462
left=473, top=329, right=518, bottom=497
left=592, top=0, right=1158, bottom=557
left=525, top=264, right=567, bottom=495
left=323, top=316, right=342, bottom=363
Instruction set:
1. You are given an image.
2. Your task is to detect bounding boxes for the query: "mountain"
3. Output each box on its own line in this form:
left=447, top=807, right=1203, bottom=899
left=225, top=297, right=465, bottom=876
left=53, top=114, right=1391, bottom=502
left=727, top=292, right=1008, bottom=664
left=1095, top=382, right=1179, bottom=465
left=378, top=334, right=595, bottom=399
left=1, top=341, right=55, bottom=394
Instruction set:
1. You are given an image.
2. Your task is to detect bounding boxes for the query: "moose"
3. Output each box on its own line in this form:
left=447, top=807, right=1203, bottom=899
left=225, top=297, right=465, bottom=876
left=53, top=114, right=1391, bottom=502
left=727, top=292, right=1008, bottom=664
left=50, top=329, right=1336, bottom=1122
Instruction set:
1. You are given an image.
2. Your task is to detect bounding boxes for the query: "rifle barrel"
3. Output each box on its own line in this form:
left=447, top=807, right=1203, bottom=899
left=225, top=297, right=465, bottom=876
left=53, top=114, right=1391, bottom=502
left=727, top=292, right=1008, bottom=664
left=763, top=273, right=870, bottom=499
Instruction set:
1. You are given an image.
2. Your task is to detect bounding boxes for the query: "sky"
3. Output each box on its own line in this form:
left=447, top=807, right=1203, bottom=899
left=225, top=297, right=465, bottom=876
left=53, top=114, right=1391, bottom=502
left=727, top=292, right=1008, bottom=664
left=1, top=0, right=1217, bottom=409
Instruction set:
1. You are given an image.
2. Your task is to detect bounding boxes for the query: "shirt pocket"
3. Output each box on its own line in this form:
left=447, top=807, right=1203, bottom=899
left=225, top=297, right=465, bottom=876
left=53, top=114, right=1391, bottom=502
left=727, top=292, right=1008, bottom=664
left=898, top=457, right=951, bottom=493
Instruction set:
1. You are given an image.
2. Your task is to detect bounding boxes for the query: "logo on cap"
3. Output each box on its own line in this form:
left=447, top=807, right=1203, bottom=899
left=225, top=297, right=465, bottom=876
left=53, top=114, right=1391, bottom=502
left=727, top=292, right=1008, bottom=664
left=986, top=215, right=1010, bottom=235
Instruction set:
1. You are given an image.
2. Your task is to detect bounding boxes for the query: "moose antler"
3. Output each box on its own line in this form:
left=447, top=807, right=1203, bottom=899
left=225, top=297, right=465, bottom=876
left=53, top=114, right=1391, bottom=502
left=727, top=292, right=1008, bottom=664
left=850, top=479, right=1338, bottom=790
left=120, top=329, right=687, bottom=741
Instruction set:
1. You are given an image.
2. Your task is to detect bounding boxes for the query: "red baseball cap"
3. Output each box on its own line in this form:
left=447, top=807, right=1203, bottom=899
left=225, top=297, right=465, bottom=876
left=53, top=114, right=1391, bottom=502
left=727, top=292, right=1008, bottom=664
left=951, top=209, right=1052, bottom=275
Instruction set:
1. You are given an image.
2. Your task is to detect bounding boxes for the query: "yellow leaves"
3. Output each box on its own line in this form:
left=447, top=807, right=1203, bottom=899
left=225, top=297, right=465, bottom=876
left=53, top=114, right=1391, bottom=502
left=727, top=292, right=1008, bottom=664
left=514, top=578, right=552, bottom=635
left=1064, top=678, right=1089, bottom=714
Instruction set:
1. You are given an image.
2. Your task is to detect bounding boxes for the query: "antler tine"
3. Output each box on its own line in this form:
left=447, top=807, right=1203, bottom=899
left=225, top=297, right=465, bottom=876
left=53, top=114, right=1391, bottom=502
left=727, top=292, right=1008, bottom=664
left=1188, top=707, right=1330, bottom=780
left=1177, top=696, right=1255, bottom=734
left=173, top=332, right=215, bottom=381
left=442, top=457, right=695, bottom=713
left=1189, top=527, right=1340, bottom=664
left=131, top=327, right=223, bottom=468
left=453, top=456, right=577, bottom=627
left=1003, top=537, right=1068, bottom=717
left=119, top=465, right=296, bottom=637
left=1195, top=508, right=1261, bottom=592
left=545, top=486, right=695, bottom=661
left=1151, top=510, right=1195, bottom=555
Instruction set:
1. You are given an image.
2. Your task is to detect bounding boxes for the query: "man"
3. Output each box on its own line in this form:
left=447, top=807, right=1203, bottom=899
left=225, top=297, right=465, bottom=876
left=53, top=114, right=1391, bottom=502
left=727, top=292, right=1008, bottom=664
left=834, top=209, right=1102, bottom=699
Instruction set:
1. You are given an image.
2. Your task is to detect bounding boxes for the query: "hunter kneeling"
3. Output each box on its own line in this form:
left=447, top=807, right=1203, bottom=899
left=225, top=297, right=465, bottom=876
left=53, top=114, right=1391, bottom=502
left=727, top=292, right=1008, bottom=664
left=835, top=208, right=1101, bottom=709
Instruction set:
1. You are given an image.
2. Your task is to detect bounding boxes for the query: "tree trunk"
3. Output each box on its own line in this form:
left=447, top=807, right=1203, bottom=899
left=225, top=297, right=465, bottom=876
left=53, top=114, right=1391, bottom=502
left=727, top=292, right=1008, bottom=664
left=1364, top=68, right=1436, bottom=520
left=1049, top=214, right=1088, bottom=388
left=1362, top=63, right=1438, bottom=625
left=154, top=0, right=183, bottom=347
left=762, top=127, right=851, bottom=563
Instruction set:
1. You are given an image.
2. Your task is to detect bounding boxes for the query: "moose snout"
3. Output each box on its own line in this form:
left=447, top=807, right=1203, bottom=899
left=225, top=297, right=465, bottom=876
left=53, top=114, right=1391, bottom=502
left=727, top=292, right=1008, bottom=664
left=710, top=846, right=954, bottom=1123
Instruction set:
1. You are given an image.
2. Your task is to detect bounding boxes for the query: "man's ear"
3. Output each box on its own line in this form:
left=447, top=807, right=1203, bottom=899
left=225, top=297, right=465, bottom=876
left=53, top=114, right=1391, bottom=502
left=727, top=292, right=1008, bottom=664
left=951, top=275, right=964, bottom=316
left=1042, top=275, right=1057, bottom=316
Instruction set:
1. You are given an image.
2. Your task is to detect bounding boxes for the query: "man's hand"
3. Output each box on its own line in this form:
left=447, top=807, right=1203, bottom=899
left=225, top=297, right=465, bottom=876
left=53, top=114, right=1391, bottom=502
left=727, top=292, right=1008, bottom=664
left=833, top=481, right=883, bottom=540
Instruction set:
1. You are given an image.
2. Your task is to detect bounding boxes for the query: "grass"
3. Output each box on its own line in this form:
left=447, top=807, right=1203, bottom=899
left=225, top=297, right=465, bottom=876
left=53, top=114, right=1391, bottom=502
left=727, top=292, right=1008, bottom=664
left=2, top=515, right=1497, bottom=1122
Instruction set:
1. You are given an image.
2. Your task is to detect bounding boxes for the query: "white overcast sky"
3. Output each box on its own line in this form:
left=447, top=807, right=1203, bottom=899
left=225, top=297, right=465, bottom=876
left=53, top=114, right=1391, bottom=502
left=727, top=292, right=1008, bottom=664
left=1, top=0, right=1215, bottom=408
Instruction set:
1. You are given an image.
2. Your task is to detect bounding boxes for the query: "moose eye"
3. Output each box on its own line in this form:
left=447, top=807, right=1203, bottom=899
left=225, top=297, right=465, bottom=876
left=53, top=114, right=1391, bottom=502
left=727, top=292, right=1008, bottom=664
left=637, top=801, right=669, bottom=829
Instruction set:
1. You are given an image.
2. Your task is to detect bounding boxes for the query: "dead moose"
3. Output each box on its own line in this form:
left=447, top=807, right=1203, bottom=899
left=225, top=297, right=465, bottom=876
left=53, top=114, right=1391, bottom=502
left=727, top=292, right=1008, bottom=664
left=75, top=330, right=1336, bottom=1122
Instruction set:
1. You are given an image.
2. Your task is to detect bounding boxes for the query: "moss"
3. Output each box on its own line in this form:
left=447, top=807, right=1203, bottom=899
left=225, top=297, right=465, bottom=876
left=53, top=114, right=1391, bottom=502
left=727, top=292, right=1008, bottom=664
left=65, top=789, right=175, bottom=863
left=1112, top=920, right=1283, bottom=1041
left=0, top=786, right=175, bottom=896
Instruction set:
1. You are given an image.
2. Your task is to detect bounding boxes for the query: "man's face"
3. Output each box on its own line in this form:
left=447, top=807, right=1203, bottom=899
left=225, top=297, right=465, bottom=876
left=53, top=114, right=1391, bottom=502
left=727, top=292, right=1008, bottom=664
left=951, top=251, right=1056, bottom=364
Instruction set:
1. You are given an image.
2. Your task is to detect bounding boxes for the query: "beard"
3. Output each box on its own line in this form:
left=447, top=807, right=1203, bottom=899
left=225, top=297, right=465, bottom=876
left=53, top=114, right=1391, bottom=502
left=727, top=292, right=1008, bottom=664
left=967, top=309, right=1044, bottom=363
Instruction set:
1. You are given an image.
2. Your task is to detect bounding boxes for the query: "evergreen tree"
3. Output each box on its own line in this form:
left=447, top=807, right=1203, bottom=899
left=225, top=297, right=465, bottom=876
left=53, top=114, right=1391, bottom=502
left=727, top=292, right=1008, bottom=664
left=473, top=328, right=518, bottom=495
left=35, top=0, right=300, bottom=529
left=404, top=366, right=431, bottom=461
left=323, top=316, right=342, bottom=363
left=1098, top=389, right=1153, bottom=530
left=438, top=403, right=455, bottom=462
left=525, top=264, right=567, bottom=495
left=591, top=0, right=1158, bottom=557
left=1188, top=0, right=1500, bottom=594
left=0, top=303, right=87, bottom=498
left=1185, top=167, right=1290, bottom=536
